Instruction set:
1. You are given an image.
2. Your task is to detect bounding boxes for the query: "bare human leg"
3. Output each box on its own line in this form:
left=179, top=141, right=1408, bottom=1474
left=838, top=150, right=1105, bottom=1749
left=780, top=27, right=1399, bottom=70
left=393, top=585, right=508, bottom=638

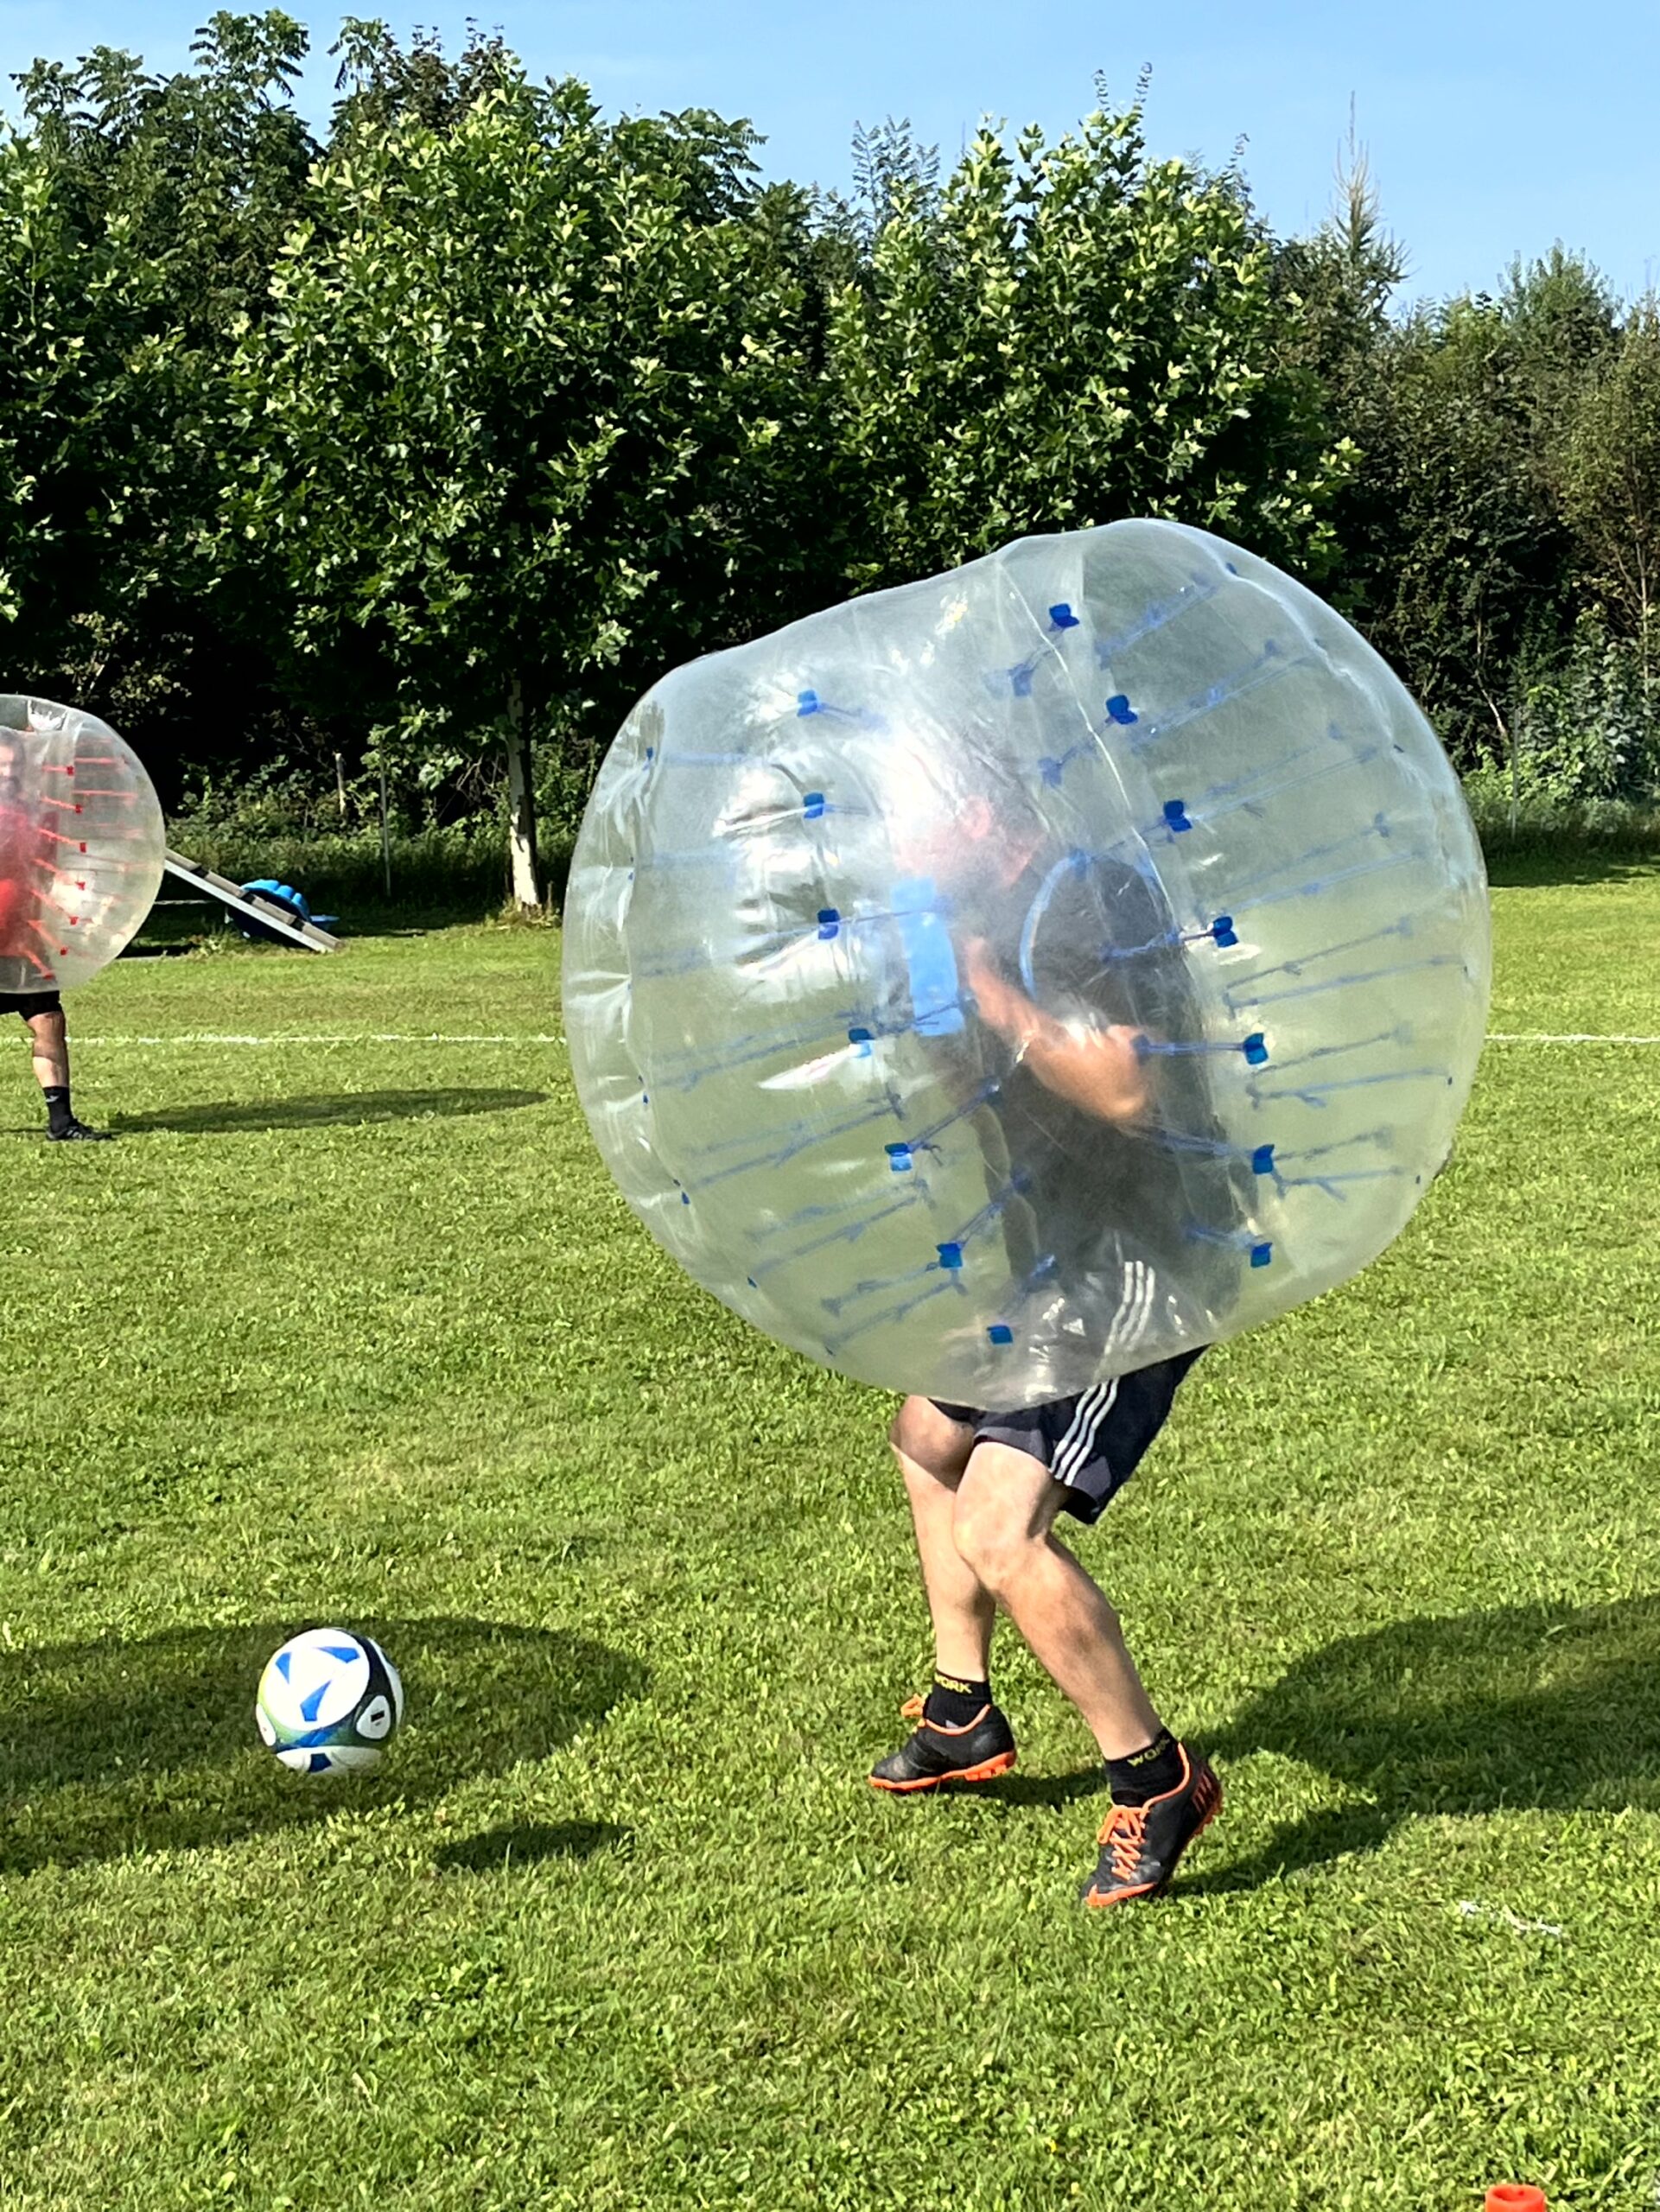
left=888, top=1396, right=993, bottom=1682
left=23, top=1005, right=107, bottom=1138
left=25, top=1005, right=70, bottom=1095
left=881, top=1412, right=1220, bottom=1901
left=950, top=1440, right=1162, bottom=1761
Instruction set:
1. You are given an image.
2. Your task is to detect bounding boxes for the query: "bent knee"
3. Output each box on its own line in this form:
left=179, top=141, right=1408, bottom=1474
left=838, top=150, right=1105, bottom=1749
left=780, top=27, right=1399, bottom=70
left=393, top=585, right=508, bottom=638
left=889, top=1395, right=973, bottom=1485
left=952, top=1493, right=1040, bottom=1595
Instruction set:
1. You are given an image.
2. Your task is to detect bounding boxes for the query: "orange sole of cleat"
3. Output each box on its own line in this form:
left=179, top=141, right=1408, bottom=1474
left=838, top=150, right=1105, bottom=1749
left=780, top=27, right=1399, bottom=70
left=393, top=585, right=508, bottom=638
left=1082, top=1783, right=1223, bottom=1910
left=868, top=1749, right=1018, bottom=1795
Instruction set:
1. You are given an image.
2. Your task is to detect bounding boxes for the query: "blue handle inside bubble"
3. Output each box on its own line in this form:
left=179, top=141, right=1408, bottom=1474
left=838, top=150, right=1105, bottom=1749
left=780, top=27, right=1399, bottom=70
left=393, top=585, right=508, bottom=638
left=892, top=876, right=964, bottom=1037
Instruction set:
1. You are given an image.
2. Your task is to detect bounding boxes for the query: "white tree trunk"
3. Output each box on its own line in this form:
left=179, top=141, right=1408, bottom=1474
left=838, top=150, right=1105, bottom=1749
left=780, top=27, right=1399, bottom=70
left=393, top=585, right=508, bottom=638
left=505, top=677, right=541, bottom=911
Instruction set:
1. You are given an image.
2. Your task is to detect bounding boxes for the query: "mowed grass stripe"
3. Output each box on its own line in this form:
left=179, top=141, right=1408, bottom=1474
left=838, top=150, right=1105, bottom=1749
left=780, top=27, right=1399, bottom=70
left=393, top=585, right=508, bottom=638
left=0, top=873, right=1655, bottom=2209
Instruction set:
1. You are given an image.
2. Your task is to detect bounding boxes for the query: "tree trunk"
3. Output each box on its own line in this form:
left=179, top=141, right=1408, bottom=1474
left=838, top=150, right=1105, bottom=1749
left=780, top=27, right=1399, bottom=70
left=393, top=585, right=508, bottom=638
left=505, top=677, right=541, bottom=911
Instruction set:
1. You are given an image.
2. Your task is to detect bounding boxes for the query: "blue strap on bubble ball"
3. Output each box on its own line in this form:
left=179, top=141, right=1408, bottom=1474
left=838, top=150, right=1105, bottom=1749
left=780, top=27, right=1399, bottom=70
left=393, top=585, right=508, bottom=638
left=891, top=877, right=964, bottom=1039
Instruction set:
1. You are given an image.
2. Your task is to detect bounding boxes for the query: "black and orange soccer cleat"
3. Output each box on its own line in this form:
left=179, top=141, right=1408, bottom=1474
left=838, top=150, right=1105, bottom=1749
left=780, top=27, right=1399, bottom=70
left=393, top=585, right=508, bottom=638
left=868, top=1694, right=1018, bottom=1794
left=1083, top=1744, right=1222, bottom=1907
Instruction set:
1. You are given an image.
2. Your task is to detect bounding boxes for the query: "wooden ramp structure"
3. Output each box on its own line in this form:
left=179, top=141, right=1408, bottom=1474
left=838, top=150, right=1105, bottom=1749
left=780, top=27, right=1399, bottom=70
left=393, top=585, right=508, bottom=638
left=162, top=849, right=342, bottom=952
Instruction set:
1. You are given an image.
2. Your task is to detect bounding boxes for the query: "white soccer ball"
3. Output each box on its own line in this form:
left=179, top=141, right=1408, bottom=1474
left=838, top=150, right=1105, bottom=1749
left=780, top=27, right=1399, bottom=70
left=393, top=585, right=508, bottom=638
left=255, top=1627, right=404, bottom=1777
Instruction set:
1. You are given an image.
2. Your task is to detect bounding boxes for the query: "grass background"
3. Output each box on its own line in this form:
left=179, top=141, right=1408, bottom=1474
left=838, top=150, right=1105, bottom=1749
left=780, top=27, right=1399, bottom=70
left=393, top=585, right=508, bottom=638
left=0, top=856, right=1657, bottom=2209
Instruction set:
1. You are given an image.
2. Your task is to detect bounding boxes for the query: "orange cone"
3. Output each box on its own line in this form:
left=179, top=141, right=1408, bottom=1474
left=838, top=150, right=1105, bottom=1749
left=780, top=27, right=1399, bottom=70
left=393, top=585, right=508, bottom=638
left=1485, top=2189, right=1546, bottom=2211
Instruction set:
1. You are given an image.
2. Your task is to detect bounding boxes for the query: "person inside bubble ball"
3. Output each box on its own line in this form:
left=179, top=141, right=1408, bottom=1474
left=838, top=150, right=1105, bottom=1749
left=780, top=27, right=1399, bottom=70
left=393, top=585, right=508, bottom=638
left=868, top=778, right=1234, bottom=1906
left=0, top=737, right=111, bottom=1141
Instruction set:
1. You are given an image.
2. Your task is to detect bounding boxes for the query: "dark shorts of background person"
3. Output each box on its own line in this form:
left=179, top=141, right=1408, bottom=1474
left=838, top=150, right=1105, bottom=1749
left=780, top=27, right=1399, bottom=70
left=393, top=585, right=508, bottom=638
left=0, top=989, right=61, bottom=1020
left=932, top=1348, right=1205, bottom=1525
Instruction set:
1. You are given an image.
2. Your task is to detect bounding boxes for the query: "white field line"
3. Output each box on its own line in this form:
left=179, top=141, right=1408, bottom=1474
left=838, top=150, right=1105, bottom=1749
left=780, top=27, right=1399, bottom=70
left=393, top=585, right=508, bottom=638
left=67, top=1032, right=568, bottom=1046
left=63, top=1029, right=1657, bottom=1049
left=1458, top=1898, right=1566, bottom=1938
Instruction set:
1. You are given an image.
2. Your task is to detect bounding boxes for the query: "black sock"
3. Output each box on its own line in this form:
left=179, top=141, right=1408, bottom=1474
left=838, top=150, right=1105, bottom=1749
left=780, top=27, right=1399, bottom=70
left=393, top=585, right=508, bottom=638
left=1106, top=1727, right=1183, bottom=1806
left=43, top=1084, right=73, bottom=1135
left=923, top=1671, right=992, bottom=1729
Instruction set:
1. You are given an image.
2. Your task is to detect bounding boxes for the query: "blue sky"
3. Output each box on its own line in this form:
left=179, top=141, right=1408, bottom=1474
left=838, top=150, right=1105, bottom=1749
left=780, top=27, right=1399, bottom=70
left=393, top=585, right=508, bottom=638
left=5, top=0, right=1657, bottom=307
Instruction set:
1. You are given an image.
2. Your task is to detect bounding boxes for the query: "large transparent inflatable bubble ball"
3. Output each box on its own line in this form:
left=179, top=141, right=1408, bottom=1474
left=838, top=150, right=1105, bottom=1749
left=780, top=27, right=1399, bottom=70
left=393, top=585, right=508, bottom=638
left=0, top=696, right=167, bottom=997
left=564, top=520, right=1491, bottom=1408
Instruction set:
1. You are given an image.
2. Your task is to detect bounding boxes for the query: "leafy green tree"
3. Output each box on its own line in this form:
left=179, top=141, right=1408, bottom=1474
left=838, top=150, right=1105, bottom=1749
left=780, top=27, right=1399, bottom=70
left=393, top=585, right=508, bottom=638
left=1295, top=236, right=1620, bottom=768
left=1348, top=298, right=1575, bottom=764
left=326, top=15, right=517, bottom=138
left=1519, top=620, right=1656, bottom=801
left=16, top=11, right=315, bottom=348
left=816, top=115, right=941, bottom=263
left=0, top=12, right=319, bottom=798
left=233, top=62, right=831, bottom=901
left=1272, top=129, right=1407, bottom=411
left=1502, top=245, right=1619, bottom=436
left=0, top=135, right=181, bottom=696
left=1558, top=302, right=1660, bottom=686
left=9, top=10, right=1649, bottom=840
left=824, top=85, right=1348, bottom=591
left=1269, top=132, right=1403, bottom=594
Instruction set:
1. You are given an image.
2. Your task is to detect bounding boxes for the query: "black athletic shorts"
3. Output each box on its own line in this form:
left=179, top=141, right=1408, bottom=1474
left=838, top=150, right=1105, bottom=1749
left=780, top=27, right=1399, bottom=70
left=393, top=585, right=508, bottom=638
left=0, top=989, right=60, bottom=1020
left=932, top=1349, right=1205, bottom=1525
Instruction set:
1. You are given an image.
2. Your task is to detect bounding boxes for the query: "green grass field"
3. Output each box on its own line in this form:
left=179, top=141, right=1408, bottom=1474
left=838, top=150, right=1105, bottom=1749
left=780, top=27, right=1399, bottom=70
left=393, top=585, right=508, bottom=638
left=2, top=861, right=1657, bottom=2210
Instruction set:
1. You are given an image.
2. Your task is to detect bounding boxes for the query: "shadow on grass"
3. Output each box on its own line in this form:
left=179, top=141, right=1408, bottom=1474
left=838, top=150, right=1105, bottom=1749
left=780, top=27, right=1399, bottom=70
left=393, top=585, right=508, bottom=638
left=0, top=1617, right=646, bottom=1876
left=1187, top=1595, right=1660, bottom=1895
left=1482, top=846, right=1660, bottom=889
left=434, top=1819, right=630, bottom=1872
left=110, top=1089, right=545, bottom=1135
left=981, top=1765, right=1106, bottom=1813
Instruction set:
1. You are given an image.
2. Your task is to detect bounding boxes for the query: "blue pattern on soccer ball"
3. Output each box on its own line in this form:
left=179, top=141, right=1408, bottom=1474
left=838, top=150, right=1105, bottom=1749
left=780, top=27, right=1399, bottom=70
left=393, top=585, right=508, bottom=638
left=255, top=1629, right=405, bottom=1777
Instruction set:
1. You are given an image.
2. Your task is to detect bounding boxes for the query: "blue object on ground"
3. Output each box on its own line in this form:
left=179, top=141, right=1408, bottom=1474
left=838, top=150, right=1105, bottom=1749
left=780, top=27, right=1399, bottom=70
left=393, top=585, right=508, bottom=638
left=238, top=878, right=313, bottom=944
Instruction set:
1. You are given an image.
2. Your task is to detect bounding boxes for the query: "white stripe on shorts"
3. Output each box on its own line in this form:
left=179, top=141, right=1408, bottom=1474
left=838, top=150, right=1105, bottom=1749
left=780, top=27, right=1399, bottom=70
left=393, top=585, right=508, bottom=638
left=1099, top=1260, right=1156, bottom=1366
left=1053, top=1376, right=1120, bottom=1487
left=1053, top=1380, right=1120, bottom=1486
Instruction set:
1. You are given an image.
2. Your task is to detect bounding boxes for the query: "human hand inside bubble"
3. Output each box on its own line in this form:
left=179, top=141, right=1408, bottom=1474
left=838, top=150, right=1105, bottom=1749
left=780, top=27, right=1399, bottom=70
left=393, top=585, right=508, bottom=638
left=964, top=936, right=1151, bottom=1128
